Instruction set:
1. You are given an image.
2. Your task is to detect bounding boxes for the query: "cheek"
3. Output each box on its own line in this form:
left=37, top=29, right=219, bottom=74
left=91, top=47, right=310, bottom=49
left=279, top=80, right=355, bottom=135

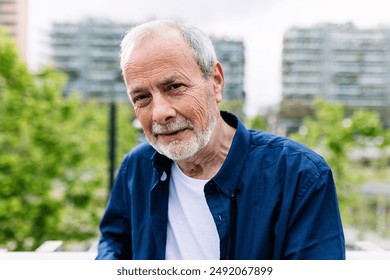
left=181, top=93, right=211, bottom=126
left=135, top=109, right=152, bottom=134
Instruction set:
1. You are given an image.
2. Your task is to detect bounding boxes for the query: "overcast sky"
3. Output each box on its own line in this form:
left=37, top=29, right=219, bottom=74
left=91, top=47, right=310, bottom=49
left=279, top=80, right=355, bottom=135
left=27, top=0, right=390, bottom=116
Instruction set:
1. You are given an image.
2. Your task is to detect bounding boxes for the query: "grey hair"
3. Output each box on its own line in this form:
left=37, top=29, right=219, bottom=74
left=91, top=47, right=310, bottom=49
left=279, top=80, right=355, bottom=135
left=120, top=20, right=217, bottom=78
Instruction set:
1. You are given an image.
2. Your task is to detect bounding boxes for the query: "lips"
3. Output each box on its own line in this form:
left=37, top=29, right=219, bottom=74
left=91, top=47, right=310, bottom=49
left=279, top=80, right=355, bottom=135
left=165, top=127, right=188, bottom=135
left=156, top=128, right=187, bottom=137
left=151, top=118, right=194, bottom=138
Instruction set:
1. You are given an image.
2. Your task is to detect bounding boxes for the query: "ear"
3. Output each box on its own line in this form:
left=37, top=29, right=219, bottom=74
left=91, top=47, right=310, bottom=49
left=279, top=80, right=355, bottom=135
left=210, top=62, right=224, bottom=104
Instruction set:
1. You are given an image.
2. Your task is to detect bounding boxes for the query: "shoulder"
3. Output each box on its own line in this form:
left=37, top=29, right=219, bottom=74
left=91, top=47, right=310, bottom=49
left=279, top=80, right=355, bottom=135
left=248, top=130, right=330, bottom=174
left=123, top=142, right=155, bottom=161
left=246, top=130, right=335, bottom=200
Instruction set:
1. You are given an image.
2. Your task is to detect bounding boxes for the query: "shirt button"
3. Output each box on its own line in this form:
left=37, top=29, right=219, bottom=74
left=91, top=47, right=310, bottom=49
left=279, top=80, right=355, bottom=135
left=160, top=171, right=167, bottom=181
left=218, top=214, right=223, bottom=221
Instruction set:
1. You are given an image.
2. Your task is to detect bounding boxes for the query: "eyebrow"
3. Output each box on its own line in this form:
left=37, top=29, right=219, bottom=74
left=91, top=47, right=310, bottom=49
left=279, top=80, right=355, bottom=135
left=157, top=75, right=179, bottom=88
left=128, top=86, right=146, bottom=96
left=128, top=75, right=180, bottom=96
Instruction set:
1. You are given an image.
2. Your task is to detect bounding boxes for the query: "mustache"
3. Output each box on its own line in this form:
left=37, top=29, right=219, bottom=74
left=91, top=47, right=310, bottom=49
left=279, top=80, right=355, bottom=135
left=151, top=118, right=193, bottom=134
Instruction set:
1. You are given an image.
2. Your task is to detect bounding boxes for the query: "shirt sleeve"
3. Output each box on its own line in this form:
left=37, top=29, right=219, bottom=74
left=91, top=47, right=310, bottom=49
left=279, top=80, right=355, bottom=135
left=283, top=168, right=346, bottom=259
left=96, top=156, right=132, bottom=260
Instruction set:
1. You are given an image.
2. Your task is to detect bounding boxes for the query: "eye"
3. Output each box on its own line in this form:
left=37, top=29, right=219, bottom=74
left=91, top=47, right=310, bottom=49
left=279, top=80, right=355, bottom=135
left=168, top=83, right=185, bottom=91
left=132, top=94, right=151, bottom=107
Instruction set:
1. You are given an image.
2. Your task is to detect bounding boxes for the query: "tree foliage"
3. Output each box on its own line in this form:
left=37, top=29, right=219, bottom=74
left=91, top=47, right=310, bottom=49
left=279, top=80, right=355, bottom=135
left=246, top=115, right=268, bottom=131
left=289, top=97, right=390, bottom=228
left=0, top=29, right=138, bottom=250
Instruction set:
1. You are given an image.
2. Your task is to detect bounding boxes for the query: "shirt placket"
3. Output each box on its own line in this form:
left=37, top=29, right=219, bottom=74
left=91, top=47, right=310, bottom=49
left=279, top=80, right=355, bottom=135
left=204, top=180, right=234, bottom=259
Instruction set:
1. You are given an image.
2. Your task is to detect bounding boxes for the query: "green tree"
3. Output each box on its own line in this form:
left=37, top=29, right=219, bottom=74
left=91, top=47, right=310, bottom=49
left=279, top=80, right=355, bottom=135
left=246, top=115, right=268, bottom=131
left=220, top=99, right=245, bottom=120
left=289, top=97, right=389, bottom=229
left=0, top=29, right=139, bottom=250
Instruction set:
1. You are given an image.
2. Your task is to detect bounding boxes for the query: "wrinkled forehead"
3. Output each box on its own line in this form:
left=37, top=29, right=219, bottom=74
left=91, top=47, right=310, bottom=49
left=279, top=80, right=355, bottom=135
left=121, top=26, right=191, bottom=69
left=122, top=30, right=197, bottom=73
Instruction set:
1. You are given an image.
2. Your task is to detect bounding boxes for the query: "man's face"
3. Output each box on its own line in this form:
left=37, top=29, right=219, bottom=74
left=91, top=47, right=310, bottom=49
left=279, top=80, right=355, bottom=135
left=122, top=30, right=223, bottom=161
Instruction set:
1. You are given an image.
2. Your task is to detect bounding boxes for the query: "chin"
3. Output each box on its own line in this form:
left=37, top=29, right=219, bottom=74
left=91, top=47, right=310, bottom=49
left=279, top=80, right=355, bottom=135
left=155, top=140, right=202, bottom=161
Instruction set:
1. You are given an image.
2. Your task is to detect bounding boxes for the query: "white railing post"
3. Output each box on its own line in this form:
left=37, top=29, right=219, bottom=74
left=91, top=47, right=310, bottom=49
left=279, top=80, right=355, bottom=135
left=35, top=240, right=63, bottom=252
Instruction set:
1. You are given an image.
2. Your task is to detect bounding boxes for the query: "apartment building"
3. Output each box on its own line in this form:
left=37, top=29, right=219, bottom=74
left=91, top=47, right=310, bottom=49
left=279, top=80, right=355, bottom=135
left=49, top=18, right=129, bottom=101
left=281, top=23, right=390, bottom=130
left=49, top=19, right=246, bottom=109
left=0, top=0, right=27, bottom=59
left=213, top=37, right=245, bottom=101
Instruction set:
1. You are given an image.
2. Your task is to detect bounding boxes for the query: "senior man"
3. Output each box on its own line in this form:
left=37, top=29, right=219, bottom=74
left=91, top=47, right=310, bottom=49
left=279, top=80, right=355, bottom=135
left=96, top=20, right=345, bottom=260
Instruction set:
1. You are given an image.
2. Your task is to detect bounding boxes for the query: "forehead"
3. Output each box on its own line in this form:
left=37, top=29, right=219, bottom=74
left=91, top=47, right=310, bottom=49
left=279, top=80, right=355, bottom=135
left=128, top=28, right=195, bottom=65
left=123, top=30, right=202, bottom=85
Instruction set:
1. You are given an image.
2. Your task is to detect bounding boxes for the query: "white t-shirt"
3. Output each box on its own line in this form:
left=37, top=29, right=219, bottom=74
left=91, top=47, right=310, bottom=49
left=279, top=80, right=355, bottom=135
left=165, top=162, right=220, bottom=260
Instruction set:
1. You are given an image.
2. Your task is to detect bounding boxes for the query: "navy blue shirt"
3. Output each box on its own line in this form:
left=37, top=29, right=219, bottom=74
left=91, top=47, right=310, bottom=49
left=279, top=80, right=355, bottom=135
left=96, top=111, right=345, bottom=260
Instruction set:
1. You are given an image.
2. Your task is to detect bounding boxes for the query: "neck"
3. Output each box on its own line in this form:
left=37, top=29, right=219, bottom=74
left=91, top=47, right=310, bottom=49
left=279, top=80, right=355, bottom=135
left=175, top=117, right=236, bottom=180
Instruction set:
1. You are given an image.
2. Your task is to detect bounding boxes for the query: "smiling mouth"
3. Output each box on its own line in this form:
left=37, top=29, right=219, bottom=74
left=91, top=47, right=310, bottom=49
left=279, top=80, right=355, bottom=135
left=155, top=128, right=188, bottom=138
left=164, top=130, right=181, bottom=136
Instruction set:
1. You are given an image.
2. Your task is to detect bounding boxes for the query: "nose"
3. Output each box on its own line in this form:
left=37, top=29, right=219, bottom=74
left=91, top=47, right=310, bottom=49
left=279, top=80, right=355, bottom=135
left=152, top=94, right=176, bottom=124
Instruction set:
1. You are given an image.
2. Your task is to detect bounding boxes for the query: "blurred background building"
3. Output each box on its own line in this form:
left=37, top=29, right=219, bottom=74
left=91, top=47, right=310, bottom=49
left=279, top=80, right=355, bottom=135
left=49, top=18, right=129, bottom=101
left=280, top=23, right=390, bottom=133
left=212, top=38, right=245, bottom=99
left=212, top=37, right=246, bottom=118
left=48, top=18, right=246, bottom=112
left=0, top=0, right=27, bottom=59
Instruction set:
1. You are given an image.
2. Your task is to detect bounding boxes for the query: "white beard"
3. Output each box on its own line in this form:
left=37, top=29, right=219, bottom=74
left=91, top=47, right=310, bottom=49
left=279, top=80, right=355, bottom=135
left=147, top=113, right=218, bottom=161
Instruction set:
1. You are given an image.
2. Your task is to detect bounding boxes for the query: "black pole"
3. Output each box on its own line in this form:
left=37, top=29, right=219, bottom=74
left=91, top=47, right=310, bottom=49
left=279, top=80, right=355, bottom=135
left=108, top=101, right=116, bottom=191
